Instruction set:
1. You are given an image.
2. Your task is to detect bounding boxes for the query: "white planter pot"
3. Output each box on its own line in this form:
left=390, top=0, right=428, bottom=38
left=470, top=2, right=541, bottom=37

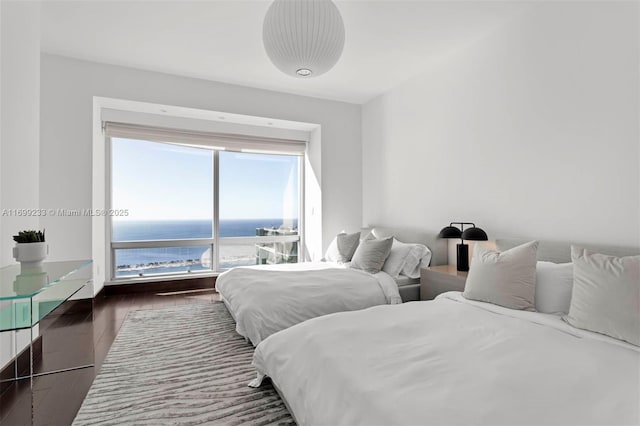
left=13, top=242, right=48, bottom=267
left=14, top=266, right=49, bottom=295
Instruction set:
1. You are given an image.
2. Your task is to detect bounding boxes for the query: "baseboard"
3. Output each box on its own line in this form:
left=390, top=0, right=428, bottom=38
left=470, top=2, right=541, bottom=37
left=104, top=276, right=217, bottom=295
left=0, top=335, right=43, bottom=395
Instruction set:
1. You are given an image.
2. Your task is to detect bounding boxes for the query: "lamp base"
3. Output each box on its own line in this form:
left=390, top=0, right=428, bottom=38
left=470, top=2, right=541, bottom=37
left=457, top=243, right=469, bottom=272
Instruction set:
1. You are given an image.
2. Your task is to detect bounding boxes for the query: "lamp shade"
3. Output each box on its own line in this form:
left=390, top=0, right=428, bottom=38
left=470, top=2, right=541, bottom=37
left=263, top=0, right=345, bottom=78
left=461, top=227, right=488, bottom=241
left=438, top=226, right=462, bottom=239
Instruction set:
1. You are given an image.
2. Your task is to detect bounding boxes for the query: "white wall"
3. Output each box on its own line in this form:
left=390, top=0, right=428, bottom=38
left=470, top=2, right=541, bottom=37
left=0, top=0, right=41, bottom=369
left=1, top=1, right=41, bottom=266
left=40, top=54, right=362, bottom=292
left=362, top=1, right=639, bottom=248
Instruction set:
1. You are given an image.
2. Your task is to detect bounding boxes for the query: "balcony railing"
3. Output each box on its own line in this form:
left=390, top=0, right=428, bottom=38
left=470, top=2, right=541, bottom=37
left=111, top=229, right=300, bottom=279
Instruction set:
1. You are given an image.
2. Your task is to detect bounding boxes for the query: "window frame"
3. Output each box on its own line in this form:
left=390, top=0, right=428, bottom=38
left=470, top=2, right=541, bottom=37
left=105, top=131, right=305, bottom=282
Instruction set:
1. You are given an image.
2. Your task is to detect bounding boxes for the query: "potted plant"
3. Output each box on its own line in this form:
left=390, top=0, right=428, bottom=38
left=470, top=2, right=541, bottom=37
left=12, top=229, right=48, bottom=267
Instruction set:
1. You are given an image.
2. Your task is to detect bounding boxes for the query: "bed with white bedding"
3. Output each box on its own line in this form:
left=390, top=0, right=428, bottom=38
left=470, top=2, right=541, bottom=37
left=251, top=239, right=640, bottom=425
left=252, top=291, right=640, bottom=425
left=216, top=227, right=447, bottom=346
left=216, top=261, right=401, bottom=346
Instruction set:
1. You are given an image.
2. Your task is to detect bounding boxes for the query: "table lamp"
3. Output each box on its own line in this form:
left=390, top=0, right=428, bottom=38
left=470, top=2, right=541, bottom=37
left=438, top=222, right=488, bottom=272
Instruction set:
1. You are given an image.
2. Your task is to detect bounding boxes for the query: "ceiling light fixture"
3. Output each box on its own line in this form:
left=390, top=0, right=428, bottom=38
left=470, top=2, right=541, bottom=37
left=263, top=0, right=345, bottom=78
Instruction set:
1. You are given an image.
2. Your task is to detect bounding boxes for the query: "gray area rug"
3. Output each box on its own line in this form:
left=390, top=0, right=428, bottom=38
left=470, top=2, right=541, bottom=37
left=73, top=303, right=295, bottom=425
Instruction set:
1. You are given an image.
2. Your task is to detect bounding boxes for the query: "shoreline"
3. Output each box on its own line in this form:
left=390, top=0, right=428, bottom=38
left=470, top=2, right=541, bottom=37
left=116, top=255, right=256, bottom=272
left=116, top=259, right=204, bottom=272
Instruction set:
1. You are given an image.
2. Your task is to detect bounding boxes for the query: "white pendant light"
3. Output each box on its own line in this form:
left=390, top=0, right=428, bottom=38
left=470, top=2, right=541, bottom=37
left=263, top=0, right=345, bottom=78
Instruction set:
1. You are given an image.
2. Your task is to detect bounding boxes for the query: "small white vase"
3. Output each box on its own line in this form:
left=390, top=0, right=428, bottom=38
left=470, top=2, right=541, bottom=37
left=13, top=242, right=48, bottom=267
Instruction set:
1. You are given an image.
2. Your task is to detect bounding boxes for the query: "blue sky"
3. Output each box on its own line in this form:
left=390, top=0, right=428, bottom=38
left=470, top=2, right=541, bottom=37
left=111, top=138, right=299, bottom=221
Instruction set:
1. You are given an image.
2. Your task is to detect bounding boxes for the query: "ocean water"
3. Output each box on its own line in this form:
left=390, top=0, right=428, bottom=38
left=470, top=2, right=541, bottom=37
left=113, top=219, right=298, bottom=277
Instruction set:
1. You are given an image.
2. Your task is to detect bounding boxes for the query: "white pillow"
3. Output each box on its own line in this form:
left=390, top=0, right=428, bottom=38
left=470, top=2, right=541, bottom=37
left=381, top=239, right=433, bottom=279
left=324, top=232, right=360, bottom=263
left=323, top=233, right=341, bottom=262
left=382, top=239, right=413, bottom=278
left=402, top=244, right=432, bottom=279
left=535, top=261, right=573, bottom=315
left=462, top=241, right=538, bottom=310
left=564, top=247, right=640, bottom=346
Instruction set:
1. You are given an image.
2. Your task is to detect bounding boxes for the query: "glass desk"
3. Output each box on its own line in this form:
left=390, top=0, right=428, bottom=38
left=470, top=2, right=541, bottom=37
left=0, top=260, right=93, bottom=383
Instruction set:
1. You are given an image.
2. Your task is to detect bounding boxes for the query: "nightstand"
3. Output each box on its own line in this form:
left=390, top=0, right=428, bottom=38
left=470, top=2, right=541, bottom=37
left=420, top=265, right=468, bottom=300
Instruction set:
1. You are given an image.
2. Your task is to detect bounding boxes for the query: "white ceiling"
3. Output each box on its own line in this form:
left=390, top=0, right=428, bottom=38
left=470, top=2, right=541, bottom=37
left=41, top=0, right=529, bottom=104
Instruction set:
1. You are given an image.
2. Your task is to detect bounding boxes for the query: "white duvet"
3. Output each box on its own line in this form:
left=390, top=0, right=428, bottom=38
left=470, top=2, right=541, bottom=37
left=215, top=262, right=401, bottom=346
left=252, top=292, right=640, bottom=426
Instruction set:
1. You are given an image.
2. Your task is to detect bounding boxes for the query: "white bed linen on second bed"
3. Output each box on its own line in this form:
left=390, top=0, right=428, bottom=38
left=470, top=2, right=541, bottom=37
left=216, top=262, right=401, bottom=346
left=252, top=292, right=640, bottom=426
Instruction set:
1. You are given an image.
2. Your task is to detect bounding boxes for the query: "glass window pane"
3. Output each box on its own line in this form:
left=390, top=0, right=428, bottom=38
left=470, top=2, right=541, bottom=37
left=110, top=136, right=304, bottom=279
left=114, top=246, right=212, bottom=278
left=111, top=138, right=213, bottom=241
left=219, top=151, right=299, bottom=237
left=219, top=240, right=299, bottom=269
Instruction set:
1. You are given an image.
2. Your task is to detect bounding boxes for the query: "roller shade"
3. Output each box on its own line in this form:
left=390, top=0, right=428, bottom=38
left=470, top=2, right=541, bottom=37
left=104, top=122, right=307, bottom=155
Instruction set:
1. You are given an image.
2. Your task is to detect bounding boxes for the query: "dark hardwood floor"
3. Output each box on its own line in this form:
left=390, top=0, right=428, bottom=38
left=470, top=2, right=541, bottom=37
left=0, top=288, right=218, bottom=426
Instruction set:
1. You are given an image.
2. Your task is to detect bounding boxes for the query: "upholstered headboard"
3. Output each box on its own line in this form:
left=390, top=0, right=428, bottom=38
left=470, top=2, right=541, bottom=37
left=363, top=226, right=448, bottom=266
left=496, top=238, right=640, bottom=263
